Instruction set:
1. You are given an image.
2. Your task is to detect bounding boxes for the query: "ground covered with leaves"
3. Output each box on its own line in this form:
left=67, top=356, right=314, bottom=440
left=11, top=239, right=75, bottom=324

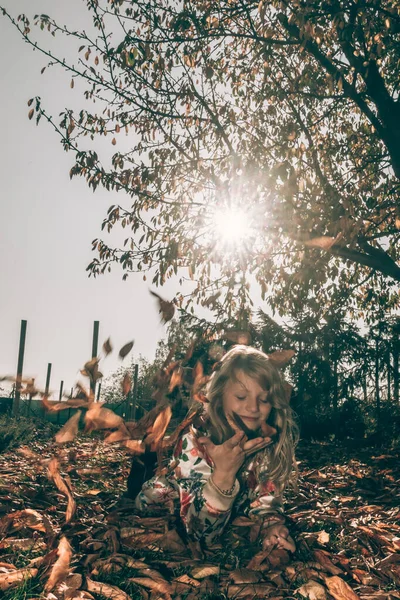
left=0, top=436, right=399, bottom=600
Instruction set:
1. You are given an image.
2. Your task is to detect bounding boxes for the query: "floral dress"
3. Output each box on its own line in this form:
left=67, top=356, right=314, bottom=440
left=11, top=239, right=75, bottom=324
left=135, top=426, right=285, bottom=545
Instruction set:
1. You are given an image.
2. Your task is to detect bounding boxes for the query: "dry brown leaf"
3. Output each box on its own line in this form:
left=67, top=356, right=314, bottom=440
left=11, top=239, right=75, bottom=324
left=55, top=410, right=81, bottom=444
left=268, top=349, right=296, bottom=367
left=48, top=458, right=76, bottom=524
left=314, top=550, right=342, bottom=575
left=10, top=508, right=47, bottom=533
left=85, top=403, right=125, bottom=432
left=226, top=583, right=275, bottom=598
left=150, top=290, right=175, bottom=323
left=45, top=536, right=72, bottom=592
left=222, top=329, right=252, bottom=345
left=42, top=395, right=89, bottom=413
left=122, top=372, right=132, bottom=396
left=163, top=408, right=200, bottom=448
left=124, top=439, right=145, bottom=454
left=103, top=338, right=113, bottom=356
left=297, top=580, right=327, bottom=600
left=119, top=340, right=135, bottom=359
left=168, top=366, right=183, bottom=393
left=129, top=577, right=172, bottom=599
left=16, top=446, right=41, bottom=460
left=317, top=531, right=330, bottom=545
left=104, top=426, right=130, bottom=443
left=229, top=568, right=262, bottom=584
left=191, top=565, right=220, bottom=579
left=325, top=576, right=360, bottom=600
left=303, top=233, right=342, bottom=251
left=0, top=567, right=38, bottom=591
left=146, top=405, right=172, bottom=448
left=86, top=578, right=132, bottom=600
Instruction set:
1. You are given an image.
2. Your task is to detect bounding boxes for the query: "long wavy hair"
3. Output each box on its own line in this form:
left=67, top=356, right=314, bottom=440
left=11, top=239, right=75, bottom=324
left=206, top=345, right=299, bottom=494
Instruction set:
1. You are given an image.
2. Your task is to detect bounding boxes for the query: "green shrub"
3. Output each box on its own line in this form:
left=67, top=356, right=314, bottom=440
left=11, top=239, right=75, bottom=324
left=0, top=415, right=56, bottom=453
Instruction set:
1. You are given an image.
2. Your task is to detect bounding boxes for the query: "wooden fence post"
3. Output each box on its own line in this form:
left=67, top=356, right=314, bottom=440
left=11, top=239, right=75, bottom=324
left=13, top=319, right=27, bottom=417
left=91, top=321, right=99, bottom=397
left=45, top=363, right=52, bottom=397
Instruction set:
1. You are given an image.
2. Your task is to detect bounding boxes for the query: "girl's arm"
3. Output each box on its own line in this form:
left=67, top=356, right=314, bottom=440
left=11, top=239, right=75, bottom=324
left=172, top=429, right=240, bottom=544
left=245, top=476, right=295, bottom=552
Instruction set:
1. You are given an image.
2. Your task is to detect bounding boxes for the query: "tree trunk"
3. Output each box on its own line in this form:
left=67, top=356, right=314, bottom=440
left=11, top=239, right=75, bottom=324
left=375, top=338, right=381, bottom=437
left=394, top=323, right=399, bottom=404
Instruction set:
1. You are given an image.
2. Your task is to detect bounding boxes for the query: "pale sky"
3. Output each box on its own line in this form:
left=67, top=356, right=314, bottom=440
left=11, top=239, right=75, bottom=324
left=0, top=1, right=178, bottom=397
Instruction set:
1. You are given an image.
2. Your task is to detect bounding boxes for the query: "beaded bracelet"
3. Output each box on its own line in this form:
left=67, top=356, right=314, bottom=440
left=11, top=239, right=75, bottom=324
left=209, top=474, right=237, bottom=498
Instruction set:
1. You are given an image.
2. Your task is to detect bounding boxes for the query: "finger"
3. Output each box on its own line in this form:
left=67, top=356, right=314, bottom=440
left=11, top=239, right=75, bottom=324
left=244, top=438, right=272, bottom=456
left=278, top=534, right=296, bottom=552
left=197, top=436, right=214, bottom=450
left=242, top=437, right=264, bottom=451
left=226, top=430, right=245, bottom=448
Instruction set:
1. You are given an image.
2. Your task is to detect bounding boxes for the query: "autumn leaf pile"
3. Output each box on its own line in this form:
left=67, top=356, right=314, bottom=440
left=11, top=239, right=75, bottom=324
left=1, top=323, right=400, bottom=598
left=0, top=435, right=400, bottom=599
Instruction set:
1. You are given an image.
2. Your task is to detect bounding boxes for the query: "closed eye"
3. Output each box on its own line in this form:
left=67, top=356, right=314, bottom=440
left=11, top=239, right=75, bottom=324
left=236, top=396, right=247, bottom=401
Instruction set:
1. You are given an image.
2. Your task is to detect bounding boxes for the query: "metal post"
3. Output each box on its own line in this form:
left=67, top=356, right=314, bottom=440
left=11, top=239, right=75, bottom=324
left=14, top=319, right=27, bottom=416
left=96, top=382, right=102, bottom=402
left=45, top=363, right=52, bottom=397
left=57, top=381, right=64, bottom=425
left=91, top=321, right=99, bottom=395
left=131, top=363, right=139, bottom=421
left=92, top=321, right=99, bottom=359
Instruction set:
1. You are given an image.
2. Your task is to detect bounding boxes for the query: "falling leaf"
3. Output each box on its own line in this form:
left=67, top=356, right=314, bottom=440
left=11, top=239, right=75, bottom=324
left=297, top=580, right=327, bottom=600
left=28, top=108, right=34, bottom=120
left=55, top=410, right=81, bottom=444
left=122, top=372, right=132, bottom=396
left=124, top=439, right=145, bottom=454
left=45, top=536, right=72, bottom=592
left=104, top=426, right=130, bottom=443
left=85, top=403, right=125, bottom=432
left=103, top=337, right=113, bottom=356
left=42, top=396, right=89, bottom=413
left=168, top=365, right=183, bottom=392
left=304, top=232, right=342, bottom=251
left=223, top=330, right=252, bottom=345
left=119, top=340, right=134, bottom=359
left=150, top=290, right=175, bottom=323
left=70, top=78, right=74, bottom=88
left=325, top=576, right=360, bottom=600
left=146, top=405, right=172, bottom=448
left=268, top=349, right=296, bottom=367
left=48, top=458, right=76, bottom=524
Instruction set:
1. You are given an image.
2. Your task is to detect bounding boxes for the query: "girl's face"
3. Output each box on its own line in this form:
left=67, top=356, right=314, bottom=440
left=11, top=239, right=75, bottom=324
left=222, top=369, right=272, bottom=431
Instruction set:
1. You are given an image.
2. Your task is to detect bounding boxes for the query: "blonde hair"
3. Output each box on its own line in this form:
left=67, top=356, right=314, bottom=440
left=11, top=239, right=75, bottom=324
left=207, top=345, right=298, bottom=494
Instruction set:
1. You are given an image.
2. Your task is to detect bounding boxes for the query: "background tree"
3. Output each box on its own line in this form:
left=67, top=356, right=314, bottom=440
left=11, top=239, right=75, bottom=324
left=2, top=0, right=399, bottom=322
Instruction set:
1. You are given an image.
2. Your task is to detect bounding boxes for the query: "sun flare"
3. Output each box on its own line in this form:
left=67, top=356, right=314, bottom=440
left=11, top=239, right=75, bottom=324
left=214, top=207, right=252, bottom=247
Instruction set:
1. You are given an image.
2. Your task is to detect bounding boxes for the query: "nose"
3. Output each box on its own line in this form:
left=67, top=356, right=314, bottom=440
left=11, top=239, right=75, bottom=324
left=246, top=395, right=259, bottom=414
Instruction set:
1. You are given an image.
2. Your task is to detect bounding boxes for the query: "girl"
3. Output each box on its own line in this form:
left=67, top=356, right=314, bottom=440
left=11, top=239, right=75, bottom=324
left=135, top=345, right=298, bottom=552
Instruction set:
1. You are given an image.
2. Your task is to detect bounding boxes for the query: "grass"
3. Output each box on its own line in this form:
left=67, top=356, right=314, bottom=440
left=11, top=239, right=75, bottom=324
left=0, top=414, right=56, bottom=453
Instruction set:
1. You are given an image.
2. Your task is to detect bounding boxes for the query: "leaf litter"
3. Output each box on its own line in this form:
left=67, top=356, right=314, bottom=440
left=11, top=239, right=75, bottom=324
left=1, top=338, right=400, bottom=599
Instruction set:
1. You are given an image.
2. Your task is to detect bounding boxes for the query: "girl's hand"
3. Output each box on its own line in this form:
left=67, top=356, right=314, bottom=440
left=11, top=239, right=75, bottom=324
left=197, top=431, right=272, bottom=488
left=262, top=523, right=296, bottom=553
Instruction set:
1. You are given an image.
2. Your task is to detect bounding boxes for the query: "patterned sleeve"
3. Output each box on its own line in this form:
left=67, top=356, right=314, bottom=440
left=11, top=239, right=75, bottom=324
left=242, top=466, right=285, bottom=527
left=172, top=429, right=240, bottom=544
